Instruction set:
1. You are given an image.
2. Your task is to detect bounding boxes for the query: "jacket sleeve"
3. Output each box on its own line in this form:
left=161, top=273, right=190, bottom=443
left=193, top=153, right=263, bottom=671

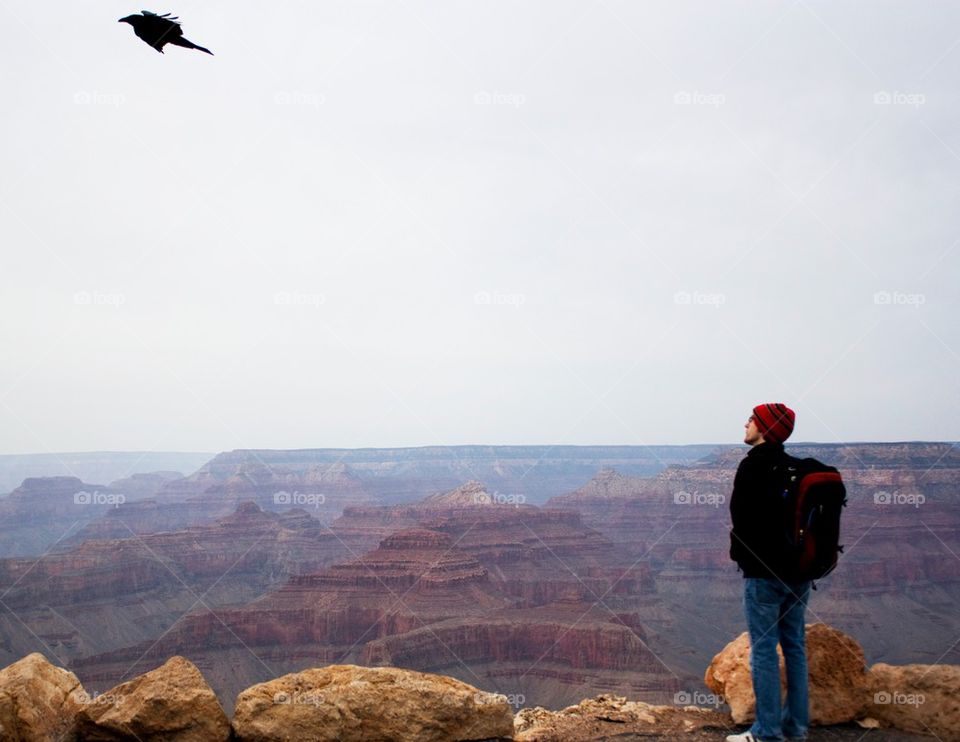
left=729, top=461, right=750, bottom=566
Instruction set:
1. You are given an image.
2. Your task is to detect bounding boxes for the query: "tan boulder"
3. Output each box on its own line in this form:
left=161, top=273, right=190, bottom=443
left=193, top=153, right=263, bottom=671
left=232, top=664, right=514, bottom=742
left=76, top=655, right=230, bottom=741
left=704, top=630, right=754, bottom=723
left=514, top=694, right=730, bottom=741
left=0, top=652, right=85, bottom=741
left=865, top=662, right=960, bottom=738
left=0, top=690, right=16, bottom=740
left=705, top=623, right=867, bottom=725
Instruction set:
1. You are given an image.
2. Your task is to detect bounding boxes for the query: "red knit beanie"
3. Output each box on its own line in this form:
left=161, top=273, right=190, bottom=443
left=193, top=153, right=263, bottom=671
left=752, top=403, right=796, bottom=443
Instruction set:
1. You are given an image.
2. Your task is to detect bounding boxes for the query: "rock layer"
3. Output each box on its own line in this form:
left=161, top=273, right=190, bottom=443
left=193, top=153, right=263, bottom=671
left=0, top=477, right=124, bottom=557
left=72, top=490, right=666, bottom=712
left=0, top=502, right=345, bottom=670
left=549, top=443, right=960, bottom=684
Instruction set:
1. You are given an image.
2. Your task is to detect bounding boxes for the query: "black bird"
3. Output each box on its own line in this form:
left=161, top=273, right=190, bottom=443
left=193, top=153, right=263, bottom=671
left=119, top=11, right=213, bottom=55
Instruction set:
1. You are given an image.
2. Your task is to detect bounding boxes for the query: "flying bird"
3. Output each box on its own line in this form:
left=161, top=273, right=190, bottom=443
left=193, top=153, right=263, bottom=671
left=119, top=11, right=213, bottom=55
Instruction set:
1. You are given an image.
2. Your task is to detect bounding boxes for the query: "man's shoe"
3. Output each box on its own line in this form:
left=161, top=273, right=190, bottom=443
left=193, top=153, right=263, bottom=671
left=725, top=732, right=760, bottom=742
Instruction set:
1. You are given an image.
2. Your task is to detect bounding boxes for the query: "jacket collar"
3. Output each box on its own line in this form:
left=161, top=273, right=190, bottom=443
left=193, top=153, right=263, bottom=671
left=746, top=441, right=785, bottom=458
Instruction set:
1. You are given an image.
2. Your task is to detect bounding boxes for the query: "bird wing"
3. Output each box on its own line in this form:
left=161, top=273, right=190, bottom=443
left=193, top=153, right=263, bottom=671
left=141, top=10, right=182, bottom=26
left=136, top=10, right=185, bottom=43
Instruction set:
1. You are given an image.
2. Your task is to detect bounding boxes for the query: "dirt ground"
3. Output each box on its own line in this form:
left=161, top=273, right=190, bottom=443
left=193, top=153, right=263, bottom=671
left=508, top=724, right=936, bottom=741
left=510, top=697, right=939, bottom=742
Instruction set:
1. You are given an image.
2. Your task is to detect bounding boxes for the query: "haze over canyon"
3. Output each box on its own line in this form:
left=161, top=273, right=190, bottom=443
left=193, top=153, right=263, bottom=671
left=0, top=442, right=956, bottom=716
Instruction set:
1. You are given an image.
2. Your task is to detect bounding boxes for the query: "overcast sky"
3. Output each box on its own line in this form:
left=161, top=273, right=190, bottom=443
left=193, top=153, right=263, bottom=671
left=1, top=1, right=958, bottom=454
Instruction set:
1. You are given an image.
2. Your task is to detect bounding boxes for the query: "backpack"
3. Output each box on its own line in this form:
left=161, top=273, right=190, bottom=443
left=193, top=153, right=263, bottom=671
left=772, top=454, right=847, bottom=584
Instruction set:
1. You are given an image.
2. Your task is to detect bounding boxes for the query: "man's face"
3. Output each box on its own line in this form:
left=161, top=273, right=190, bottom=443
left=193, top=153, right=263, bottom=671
left=744, top=414, right=765, bottom=446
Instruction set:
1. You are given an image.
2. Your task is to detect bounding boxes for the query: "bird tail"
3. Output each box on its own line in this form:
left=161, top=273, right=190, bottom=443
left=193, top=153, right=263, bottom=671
left=171, top=37, right=213, bottom=55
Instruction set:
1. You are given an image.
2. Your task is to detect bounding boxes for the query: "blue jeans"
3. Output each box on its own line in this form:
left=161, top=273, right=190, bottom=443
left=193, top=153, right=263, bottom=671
left=743, top=577, right=811, bottom=741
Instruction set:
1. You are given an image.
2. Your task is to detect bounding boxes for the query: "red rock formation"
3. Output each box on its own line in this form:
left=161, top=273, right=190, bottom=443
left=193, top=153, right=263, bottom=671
left=0, top=476, right=127, bottom=557
left=58, top=461, right=378, bottom=551
left=69, top=486, right=673, bottom=712
left=328, top=480, right=653, bottom=606
left=7, top=443, right=956, bottom=720
left=178, top=445, right=717, bottom=505
left=104, top=471, right=183, bottom=500
left=0, top=502, right=351, bottom=669
left=548, top=443, right=960, bottom=679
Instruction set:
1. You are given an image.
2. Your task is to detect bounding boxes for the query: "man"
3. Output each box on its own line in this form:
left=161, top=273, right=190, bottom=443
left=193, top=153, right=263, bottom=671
left=726, top=403, right=809, bottom=742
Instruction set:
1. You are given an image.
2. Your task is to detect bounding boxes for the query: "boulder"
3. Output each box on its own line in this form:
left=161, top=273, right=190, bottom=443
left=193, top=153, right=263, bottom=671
left=0, top=652, right=85, bottom=741
left=865, top=662, right=960, bottom=738
left=76, top=655, right=230, bottom=741
left=705, top=623, right=867, bottom=725
left=0, top=690, right=15, bottom=740
left=513, top=694, right=730, bottom=741
left=232, top=664, right=514, bottom=742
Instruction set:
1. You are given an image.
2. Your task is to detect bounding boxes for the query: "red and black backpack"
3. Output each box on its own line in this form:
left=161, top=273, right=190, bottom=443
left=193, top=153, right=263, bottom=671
left=772, top=454, right=848, bottom=585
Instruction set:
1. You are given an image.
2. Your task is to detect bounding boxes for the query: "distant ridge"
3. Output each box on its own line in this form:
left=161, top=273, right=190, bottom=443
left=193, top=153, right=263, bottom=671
left=0, top=451, right=215, bottom=495
left=193, top=444, right=721, bottom=504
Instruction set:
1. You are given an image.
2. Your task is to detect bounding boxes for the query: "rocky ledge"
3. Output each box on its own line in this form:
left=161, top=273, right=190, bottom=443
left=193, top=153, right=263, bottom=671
left=0, top=624, right=956, bottom=741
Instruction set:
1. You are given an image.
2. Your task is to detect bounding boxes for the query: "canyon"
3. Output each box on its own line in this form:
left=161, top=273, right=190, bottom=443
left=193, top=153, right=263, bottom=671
left=0, top=442, right=956, bottom=715
left=0, top=445, right=715, bottom=557
left=67, top=483, right=674, bottom=712
left=547, top=443, right=960, bottom=678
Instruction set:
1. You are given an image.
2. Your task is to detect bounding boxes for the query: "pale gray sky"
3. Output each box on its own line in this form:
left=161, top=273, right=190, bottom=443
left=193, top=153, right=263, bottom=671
left=1, top=1, right=958, bottom=453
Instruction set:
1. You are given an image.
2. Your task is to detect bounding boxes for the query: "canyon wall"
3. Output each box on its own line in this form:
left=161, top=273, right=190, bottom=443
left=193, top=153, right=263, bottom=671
left=1, top=442, right=956, bottom=717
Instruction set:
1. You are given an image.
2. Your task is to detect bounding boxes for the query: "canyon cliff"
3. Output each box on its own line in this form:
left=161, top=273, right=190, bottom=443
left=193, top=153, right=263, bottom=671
left=1, top=442, right=956, bottom=721
left=67, top=482, right=675, bottom=712
left=1, top=445, right=716, bottom=558
left=0, top=502, right=353, bottom=669
left=548, top=443, right=960, bottom=680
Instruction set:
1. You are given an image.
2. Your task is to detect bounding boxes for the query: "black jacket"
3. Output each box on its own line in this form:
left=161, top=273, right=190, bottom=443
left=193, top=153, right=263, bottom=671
left=729, top=441, right=788, bottom=579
